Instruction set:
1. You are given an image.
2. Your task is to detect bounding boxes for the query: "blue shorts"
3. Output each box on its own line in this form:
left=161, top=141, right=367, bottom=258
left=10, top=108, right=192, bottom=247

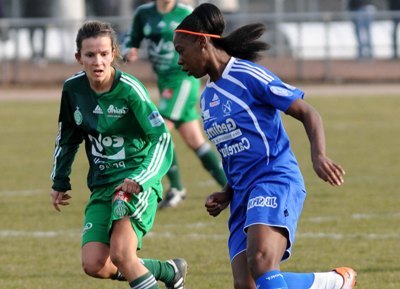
left=228, top=179, right=306, bottom=262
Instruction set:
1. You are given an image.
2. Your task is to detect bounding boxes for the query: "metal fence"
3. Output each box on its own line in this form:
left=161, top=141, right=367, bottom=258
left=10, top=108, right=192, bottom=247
left=1, top=9, right=399, bottom=84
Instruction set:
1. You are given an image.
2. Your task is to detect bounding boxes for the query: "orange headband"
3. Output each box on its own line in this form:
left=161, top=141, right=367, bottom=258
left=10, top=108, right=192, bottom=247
left=175, top=29, right=221, bottom=39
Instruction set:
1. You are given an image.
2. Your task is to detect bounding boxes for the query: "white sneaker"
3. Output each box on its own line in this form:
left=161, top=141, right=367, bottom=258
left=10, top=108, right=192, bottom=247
left=333, top=267, right=357, bottom=289
left=158, top=188, right=187, bottom=209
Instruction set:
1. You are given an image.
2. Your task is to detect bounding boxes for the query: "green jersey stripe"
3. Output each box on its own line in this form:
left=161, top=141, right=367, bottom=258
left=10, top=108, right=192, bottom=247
left=134, top=133, right=168, bottom=182
left=134, top=132, right=171, bottom=184
left=131, top=188, right=151, bottom=221
left=134, top=133, right=170, bottom=184
left=64, top=71, right=85, bottom=83
left=51, top=122, right=63, bottom=181
left=120, top=74, right=150, bottom=103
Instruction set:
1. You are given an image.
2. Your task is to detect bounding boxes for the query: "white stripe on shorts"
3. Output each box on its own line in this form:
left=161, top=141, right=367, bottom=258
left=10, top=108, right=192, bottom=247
left=170, top=79, right=191, bottom=120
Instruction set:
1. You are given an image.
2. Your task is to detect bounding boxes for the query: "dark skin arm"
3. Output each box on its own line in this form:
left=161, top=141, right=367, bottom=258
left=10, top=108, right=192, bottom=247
left=286, top=98, right=345, bottom=186
left=205, top=183, right=233, bottom=217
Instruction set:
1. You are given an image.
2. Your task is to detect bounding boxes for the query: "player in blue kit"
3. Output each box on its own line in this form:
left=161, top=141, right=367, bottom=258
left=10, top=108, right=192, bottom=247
left=173, top=3, right=356, bottom=289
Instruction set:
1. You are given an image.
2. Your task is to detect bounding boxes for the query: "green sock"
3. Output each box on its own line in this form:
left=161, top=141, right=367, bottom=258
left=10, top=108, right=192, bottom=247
left=129, top=272, right=158, bottom=289
left=166, top=148, right=184, bottom=190
left=141, top=259, right=175, bottom=284
left=196, top=143, right=227, bottom=187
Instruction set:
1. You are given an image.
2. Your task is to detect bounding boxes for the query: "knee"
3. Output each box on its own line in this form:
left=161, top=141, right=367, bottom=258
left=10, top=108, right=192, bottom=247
left=82, top=258, right=108, bottom=278
left=109, top=248, right=127, bottom=269
left=233, top=278, right=253, bottom=289
left=246, top=249, right=276, bottom=278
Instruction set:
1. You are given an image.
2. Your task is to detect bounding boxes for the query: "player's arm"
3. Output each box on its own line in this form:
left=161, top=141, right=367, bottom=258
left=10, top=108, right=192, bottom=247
left=50, top=90, right=84, bottom=197
left=125, top=80, right=173, bottom=192
left=122, top=9, right=144, bottom=62
left=286, top=98, right=345, bottom=186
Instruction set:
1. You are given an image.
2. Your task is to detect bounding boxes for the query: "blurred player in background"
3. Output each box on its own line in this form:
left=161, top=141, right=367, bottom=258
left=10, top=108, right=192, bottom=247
left=174, top=3, right=356, bottom=289
left=348, top=0, right=375, bottom=59
left=123, top=0, right=226, bottom=209
left=50, top=20, right=186, bottom=289
left=388, top=0, right=400, bottom=59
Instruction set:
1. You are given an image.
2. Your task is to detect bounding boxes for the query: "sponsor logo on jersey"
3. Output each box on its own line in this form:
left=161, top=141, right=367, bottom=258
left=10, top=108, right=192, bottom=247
left=93, top=105, right=104, bottom=114
left=210, top=94, right=220, bottom=107
left=143, top=22, right=151, bottom=36
left=205, top=118, right=239, bottom=139
left=88, top=134, right=126, bottom=160
left=107, top=105, right=128, bottom=118
left=147, top=111, right=164, bottom=127
left=74, top=106, right=83, bottom=125
left=218, top=137, right=250, bottom=157
left=270, top=86, right=294, bottom=97
left=222, top=100, right=232, bottom=116
left=157, top=20, right=166, bottom=29
left=247, top=196, right=278, bottom=210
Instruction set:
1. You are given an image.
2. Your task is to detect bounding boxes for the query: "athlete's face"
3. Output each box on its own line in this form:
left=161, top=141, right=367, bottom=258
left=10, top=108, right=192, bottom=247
left=174, top=33, right=208, bottom=79
left=76, top=36, right=115, bottom=86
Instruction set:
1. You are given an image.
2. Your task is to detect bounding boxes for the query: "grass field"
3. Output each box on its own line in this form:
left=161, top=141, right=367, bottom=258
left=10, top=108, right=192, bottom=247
left=0, top=89, right=399, bottom=289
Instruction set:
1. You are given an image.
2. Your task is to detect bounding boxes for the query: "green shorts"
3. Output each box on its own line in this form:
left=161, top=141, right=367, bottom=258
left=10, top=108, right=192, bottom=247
left=157, top=72, right=201, bottom=128
left=82, top=183, right=160, bottom=249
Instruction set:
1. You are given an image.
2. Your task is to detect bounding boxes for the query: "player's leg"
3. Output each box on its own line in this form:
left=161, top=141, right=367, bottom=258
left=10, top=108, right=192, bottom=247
left=231, top=251, right=256, bottom=289
left=81, top=186, right=183, bottom=286
left=81, top=192, right=117, bottom=279
left=245, top=181, right=356, bottom=289
left=177, top=119, right=227, bottom=187
left=163, top=118, right=185, bottom=193
left=110, top=188, right=187, bottom=288
left=157, top=84, right=188, bottom=209
left=110, top=217, right=153, bottom=284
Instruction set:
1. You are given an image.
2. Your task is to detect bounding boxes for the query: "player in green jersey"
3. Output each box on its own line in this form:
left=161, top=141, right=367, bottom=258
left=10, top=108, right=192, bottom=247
left=50, top=21, right=187, bottom=289
left=123, top=0, right=227, bottom=209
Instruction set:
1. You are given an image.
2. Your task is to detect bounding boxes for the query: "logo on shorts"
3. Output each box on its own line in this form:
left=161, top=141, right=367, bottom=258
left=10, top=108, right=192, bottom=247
left=82, top=222, right=93, bottom=235
left=114, top=201, right=128, bottom=218
left=247, top=196, right=278, bottom=210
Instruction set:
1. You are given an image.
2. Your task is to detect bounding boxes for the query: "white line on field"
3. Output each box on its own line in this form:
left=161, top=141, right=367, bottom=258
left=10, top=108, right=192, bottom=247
left=1, top=229, right=399, bottom=240
left=0, top=189, right=45, bottom=196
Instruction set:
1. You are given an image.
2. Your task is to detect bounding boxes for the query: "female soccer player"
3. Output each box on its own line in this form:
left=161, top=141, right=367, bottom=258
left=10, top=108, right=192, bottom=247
left=173, top=4, right=356, bottom=289
left=123, top=0, right=226, bottom=208
left=50, top=21, right=186, bottom=289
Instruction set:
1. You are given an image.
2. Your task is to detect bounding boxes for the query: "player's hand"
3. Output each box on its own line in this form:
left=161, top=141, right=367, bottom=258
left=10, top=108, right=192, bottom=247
left=205, top=191, right=231, bottom=217
left=115, top=178, right=142, bottom=195
left=124, top=48, right=138, bottom=63
left=312, top=155, right=345, bottom=186
left=51, top=190, right=71, bottom=212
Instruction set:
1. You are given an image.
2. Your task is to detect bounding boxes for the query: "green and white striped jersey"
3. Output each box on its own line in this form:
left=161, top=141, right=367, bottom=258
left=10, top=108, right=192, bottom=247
left=51, top=69, right=172, bottom=195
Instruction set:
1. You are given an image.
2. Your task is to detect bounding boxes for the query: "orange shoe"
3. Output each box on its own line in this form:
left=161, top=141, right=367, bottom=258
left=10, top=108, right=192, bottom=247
left=333, top=267, right=357, bottom=289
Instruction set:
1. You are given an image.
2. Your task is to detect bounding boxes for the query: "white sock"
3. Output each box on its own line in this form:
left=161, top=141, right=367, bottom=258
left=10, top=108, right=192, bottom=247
left=309, top=272, right=343, bottom=289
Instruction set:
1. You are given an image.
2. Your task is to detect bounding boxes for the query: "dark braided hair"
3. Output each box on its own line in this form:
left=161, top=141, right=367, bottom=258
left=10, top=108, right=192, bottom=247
left=176, top=3, right=269, bottom=61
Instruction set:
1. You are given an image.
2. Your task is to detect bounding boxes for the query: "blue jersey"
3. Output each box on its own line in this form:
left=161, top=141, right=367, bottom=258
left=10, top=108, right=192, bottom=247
left=200, top=57, right=305, bottom=192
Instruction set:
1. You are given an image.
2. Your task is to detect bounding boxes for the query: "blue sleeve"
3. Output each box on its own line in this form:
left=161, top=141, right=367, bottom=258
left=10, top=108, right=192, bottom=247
left=246, top=66, right=304, bottom=112
left=265, top=81, right=304, bottom=112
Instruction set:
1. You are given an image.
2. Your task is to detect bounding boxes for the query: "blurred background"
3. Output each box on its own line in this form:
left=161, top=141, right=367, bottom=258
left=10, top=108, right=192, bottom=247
left=0, top=0, right=399, bottom=84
